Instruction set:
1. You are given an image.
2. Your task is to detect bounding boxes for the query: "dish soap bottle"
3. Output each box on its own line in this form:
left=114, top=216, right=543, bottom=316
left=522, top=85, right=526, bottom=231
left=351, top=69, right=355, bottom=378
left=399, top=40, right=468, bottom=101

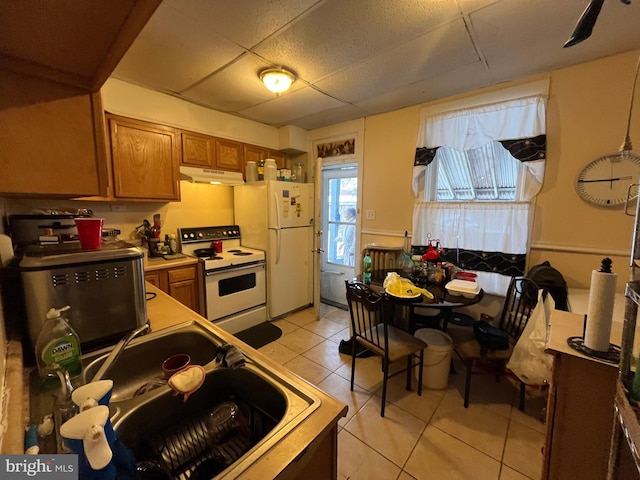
left=36, top=306, right=83, bottom=389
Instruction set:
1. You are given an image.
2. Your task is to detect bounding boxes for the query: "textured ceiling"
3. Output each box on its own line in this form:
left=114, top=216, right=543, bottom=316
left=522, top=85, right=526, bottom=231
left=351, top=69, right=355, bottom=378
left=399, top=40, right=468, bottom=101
left=111, top=0, right=640, bottom=130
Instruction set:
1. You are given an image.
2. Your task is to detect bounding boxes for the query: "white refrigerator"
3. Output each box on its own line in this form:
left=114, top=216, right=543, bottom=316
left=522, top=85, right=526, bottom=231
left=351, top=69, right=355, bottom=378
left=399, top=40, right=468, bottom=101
left=234, top=181, right=314, bottom=319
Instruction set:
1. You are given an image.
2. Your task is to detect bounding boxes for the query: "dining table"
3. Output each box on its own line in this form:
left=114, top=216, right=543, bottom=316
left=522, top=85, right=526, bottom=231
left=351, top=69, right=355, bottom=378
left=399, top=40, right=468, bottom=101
left=354, top=268, right=485, bottom=333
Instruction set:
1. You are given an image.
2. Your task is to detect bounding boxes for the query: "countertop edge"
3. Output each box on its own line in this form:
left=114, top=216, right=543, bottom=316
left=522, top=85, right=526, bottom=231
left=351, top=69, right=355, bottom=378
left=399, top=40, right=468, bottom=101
left=143, top=255, right=198, bottom=272
left=2, top=339, right=24, bottom=454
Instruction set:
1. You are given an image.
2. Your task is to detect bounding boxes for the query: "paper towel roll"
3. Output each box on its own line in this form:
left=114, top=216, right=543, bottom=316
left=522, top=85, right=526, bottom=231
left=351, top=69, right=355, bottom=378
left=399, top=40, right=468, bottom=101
left=584, top=269, right=618, bottom=352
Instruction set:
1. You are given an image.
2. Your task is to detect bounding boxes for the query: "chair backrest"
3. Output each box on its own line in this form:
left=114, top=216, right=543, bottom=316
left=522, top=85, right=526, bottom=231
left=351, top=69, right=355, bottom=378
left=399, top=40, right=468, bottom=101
left=345, top=280, right=392, bottom=354
left=496, top=276, right=542, bottom=341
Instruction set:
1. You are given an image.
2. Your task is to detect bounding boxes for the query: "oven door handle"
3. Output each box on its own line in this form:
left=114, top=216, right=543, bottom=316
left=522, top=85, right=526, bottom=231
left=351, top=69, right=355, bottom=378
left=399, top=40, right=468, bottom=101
left=205, top=263, right=265, bottom=276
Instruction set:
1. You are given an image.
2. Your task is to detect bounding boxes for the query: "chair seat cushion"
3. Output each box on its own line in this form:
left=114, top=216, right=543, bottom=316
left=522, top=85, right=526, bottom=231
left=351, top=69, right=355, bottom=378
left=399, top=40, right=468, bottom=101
left=357, top=324, right=427, bottom=363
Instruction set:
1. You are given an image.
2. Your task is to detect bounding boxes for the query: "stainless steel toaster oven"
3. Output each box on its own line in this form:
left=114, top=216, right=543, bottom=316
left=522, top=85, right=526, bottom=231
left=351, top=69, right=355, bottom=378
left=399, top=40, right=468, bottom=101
left=19, top=241, right=147, bottom=352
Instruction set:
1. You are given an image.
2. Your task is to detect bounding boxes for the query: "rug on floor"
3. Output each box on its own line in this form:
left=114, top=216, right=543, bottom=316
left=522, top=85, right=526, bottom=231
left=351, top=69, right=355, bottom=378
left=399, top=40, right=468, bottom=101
left=234, top=322, right=282, bottom=349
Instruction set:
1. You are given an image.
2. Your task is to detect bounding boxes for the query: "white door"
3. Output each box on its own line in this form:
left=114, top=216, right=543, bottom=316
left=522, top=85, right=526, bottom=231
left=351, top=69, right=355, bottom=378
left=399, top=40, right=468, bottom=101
left=313, top=157, right=322, bottom=320
left=320, top=163, right=358, bottom=307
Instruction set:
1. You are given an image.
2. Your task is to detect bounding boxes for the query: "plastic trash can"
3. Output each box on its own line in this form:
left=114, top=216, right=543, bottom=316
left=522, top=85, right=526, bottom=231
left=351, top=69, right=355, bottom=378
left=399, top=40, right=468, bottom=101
left=414, top=328, right=453, bottom=389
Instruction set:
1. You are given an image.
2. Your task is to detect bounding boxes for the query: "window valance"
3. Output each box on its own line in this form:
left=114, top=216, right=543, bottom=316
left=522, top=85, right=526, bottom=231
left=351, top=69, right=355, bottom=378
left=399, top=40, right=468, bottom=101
left=413, top=95, right=547, bottom=198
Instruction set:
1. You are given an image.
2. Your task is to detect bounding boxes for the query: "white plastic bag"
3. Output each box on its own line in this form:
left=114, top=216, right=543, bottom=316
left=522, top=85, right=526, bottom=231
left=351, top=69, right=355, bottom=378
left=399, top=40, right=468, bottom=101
left=507, top=290, right=554, bottom=385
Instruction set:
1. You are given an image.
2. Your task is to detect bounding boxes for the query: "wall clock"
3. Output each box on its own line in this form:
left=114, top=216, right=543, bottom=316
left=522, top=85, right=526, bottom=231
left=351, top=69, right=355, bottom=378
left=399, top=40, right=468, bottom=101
left=575, top=153, right=640, bottom=206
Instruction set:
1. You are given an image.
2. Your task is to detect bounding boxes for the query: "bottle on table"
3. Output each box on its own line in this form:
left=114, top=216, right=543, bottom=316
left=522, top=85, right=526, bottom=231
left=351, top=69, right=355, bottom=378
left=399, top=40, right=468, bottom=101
left=363, top=251, right=372, bottom=284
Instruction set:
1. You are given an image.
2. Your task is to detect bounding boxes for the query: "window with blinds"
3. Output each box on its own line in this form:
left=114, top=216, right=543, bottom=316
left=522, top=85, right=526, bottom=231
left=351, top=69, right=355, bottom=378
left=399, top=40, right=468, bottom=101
left=434, top=141, right=520, bottom=201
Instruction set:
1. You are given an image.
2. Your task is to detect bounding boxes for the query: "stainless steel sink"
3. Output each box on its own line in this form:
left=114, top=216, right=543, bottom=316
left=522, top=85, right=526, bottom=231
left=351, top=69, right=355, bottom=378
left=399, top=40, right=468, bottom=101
left=82, top=321, right=221, bottom=403
left=81, top=320, right=322, bottom=479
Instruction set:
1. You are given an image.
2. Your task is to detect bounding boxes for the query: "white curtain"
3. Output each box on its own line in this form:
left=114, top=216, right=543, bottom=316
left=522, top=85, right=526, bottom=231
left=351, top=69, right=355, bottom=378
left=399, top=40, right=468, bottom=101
left=413, top=95, right=547, bottom=198
left=412, top=95, right=546, bottom=296
left=412, top=201, right=532, bottom=294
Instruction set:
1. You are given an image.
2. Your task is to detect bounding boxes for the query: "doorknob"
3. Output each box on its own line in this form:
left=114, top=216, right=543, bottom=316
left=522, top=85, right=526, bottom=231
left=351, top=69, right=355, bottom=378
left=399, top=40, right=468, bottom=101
left=312, top=248, right=325, bottom=253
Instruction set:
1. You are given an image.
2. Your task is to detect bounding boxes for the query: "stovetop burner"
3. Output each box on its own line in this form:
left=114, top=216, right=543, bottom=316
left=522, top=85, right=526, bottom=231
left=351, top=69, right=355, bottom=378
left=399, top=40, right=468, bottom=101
left=193, top=248, right=222, bottom=259
left=178, top=225, right=266, bottom=270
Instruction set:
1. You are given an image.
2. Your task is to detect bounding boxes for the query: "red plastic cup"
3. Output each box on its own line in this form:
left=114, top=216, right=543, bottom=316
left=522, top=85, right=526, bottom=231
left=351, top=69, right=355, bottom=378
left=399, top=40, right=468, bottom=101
left=74, top=218, right=104, bottom=250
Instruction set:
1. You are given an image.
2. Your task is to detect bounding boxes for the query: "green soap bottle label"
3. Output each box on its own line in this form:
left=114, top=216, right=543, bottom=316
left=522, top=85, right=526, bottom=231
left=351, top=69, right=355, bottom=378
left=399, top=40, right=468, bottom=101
left=42, top=336, right=81, bottom=374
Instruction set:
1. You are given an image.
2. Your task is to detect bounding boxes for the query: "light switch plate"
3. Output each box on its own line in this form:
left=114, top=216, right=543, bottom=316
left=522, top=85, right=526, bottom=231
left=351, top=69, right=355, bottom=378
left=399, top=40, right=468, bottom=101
left=365, top=209, right=376, bottom=220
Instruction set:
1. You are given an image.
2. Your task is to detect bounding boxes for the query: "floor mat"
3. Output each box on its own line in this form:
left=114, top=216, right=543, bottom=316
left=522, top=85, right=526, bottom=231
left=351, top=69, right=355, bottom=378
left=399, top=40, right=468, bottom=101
left=234, top=322, right=282, bottom=349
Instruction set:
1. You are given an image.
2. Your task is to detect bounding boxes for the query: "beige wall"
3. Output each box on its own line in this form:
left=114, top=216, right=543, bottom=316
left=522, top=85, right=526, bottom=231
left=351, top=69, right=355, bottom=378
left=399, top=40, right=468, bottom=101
left=354, top=50, right=640, bottom=293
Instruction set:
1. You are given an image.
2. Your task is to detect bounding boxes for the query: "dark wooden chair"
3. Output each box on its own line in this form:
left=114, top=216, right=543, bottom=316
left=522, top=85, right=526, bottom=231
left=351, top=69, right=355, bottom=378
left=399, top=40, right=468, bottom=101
left=448, top=276, right=542, bottom=409
left=345, top=280, right=427, bottom=417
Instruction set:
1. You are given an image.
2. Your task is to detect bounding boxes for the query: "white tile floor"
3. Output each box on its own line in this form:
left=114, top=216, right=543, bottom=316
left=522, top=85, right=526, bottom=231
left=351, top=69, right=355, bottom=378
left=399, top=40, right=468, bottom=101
left=259, top=303, right=547, bottom=480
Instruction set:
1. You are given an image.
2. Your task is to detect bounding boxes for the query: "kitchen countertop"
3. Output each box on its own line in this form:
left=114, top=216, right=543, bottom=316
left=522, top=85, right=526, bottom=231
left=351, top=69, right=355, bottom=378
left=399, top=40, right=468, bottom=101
left=545, top=309, right=622, bottom=366
left=143, top=253, right=198, bottom=272
left=9, top=283, right=347, bottom=478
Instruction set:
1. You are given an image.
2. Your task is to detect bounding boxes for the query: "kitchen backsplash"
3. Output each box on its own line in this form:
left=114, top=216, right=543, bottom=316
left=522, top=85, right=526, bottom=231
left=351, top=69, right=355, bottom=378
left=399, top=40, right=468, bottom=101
left=1, top=181, right=236, bottom=247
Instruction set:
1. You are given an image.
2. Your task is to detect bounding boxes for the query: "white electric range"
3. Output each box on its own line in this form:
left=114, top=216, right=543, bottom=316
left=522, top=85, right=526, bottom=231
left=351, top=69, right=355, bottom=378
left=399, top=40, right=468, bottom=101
left=177, top=225, right=266, bottom=333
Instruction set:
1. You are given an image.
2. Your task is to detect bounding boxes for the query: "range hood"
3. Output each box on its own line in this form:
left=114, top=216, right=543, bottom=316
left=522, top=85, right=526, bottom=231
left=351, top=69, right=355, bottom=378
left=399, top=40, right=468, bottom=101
left=179, top=166, right=244, bottom=186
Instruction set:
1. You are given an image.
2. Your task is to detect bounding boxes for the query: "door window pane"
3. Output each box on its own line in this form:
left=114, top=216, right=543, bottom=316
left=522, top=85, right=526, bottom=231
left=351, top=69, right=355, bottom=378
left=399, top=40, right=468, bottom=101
left=326, top=176, right=357, bottom=266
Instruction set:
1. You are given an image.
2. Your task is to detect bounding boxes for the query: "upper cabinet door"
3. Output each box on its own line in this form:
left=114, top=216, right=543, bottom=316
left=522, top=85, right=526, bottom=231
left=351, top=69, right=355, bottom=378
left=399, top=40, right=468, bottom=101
left=108, top=115, right=181, bottom=201
left=0, top=70, right=108, bottom=197
left=215, top=138, right=244, bottom=173
left=181, top=131, right=215, bottom=168
left=243, top=144, right=269, bottom=164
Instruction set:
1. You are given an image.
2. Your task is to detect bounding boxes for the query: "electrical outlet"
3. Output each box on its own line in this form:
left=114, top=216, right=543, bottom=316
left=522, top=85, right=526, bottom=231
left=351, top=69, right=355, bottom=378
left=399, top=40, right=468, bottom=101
left=365, top=209, right=376, bottom=220
left=111, top=205, right=126, bottom=212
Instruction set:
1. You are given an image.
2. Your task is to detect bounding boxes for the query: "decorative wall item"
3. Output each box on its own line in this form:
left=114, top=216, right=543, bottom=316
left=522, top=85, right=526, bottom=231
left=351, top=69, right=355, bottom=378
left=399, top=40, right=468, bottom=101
left=317, top=138, right=355, bottom=158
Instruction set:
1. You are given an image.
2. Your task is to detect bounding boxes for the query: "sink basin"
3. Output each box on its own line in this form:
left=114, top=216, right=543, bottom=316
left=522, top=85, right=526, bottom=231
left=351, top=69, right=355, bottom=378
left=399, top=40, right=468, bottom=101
left=114, top=366, right=296, bottom=479
left=82, top=322, right=221, bottom=402
left=82, top=320, right=322, bottom=479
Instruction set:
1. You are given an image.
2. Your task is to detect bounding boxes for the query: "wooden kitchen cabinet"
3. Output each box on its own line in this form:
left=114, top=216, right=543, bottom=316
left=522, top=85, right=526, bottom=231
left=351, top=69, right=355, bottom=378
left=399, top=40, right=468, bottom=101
left=0, top=70, right=109, bottom=197
left=0, top=0, right=159, bottom=197
left=145, top=264, right=201, bottom=314
left=243, top=144, right=287, bottom=169
left=107, top=114, right=181, bottom=201
left=542, top=310, right=619, bottom=480
left=215, top=138, right=244, bottom=173
left=181, top=131, right=215, bottom=168
left=275, top=425, right=338, bottom=480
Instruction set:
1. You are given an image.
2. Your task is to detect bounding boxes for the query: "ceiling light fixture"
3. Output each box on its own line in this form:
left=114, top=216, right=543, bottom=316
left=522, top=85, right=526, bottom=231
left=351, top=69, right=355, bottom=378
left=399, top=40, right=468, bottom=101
left=260, top=67, right=296, bottom=94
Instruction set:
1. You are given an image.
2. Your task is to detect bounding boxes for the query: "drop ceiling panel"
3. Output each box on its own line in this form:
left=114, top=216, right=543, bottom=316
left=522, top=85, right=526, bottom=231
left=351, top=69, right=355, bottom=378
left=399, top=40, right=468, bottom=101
left=239, top=87, right=346, bottom=126
left=354, top=62, right=494, bottom=116
left=164, top=0, right=322, bottom=49
left=315, top=19, right=478, bottom=103
left=253, top=0, right=460, bottom=83
left=104, top=0, right=640, bottom=129
left=470, top=0, right=640, bottom=83
left=289, top=104, right=371, bottom=131
left=180, top=54, right=296, bottom=112
left=112, top=2, right=245, bottom=93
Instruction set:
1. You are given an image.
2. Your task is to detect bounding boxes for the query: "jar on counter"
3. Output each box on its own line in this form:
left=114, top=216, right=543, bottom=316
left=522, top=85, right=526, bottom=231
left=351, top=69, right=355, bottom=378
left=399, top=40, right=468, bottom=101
left=293, top=162, right=305, bottom=183
left=245, top=161, right=257, bottom=182
left=264, top=159, right=277, bottom=181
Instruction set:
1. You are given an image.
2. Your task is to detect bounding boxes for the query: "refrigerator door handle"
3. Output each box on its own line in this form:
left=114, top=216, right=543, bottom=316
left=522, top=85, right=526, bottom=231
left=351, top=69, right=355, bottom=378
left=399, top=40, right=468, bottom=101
left=274, top=191, right=282, bottom=229
left=273, top=191, right=282, bottom=264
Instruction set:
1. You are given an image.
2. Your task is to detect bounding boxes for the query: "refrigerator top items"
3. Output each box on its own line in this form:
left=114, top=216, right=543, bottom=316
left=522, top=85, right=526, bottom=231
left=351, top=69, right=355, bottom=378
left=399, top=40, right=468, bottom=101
left=177, top=225, right=265, bottom=270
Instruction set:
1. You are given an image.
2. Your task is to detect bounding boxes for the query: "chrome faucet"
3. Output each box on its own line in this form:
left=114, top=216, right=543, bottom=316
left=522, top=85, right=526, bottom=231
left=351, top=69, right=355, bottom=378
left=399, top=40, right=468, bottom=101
left=87, top=323, right=150, bottom=383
